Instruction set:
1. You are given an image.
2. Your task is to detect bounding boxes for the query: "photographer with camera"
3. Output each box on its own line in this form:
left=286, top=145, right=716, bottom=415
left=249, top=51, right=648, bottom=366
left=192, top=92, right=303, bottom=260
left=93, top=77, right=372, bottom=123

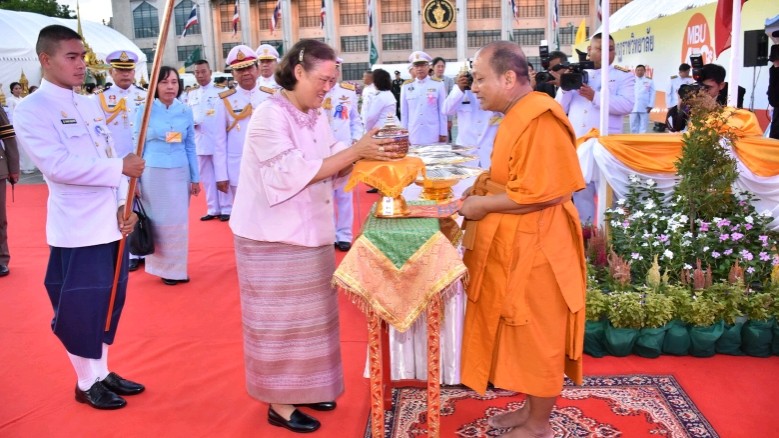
left=442, top=63, right=500, bottom=169
left=555, top=33, right=634, bottom=224
left=534, top=50, right=569, bottom=98
left=665, top=83, right=700, bottom=132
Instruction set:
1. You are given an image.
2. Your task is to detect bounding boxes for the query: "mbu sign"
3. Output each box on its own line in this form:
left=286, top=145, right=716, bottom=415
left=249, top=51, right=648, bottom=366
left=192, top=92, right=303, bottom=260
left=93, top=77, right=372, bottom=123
left=681, top=13, right=714, bottom=65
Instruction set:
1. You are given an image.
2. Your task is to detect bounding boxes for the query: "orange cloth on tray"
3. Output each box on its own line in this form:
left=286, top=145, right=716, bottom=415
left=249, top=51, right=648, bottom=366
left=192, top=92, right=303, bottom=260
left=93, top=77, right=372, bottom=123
left=460, top=92, right=587, bottom=398
left=344, top=156, right=426, bottom=198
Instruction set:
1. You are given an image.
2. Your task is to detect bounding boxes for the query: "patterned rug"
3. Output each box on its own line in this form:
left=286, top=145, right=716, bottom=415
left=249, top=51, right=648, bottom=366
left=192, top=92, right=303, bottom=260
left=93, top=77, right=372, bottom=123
left=364, top=375, right=719, bottom=437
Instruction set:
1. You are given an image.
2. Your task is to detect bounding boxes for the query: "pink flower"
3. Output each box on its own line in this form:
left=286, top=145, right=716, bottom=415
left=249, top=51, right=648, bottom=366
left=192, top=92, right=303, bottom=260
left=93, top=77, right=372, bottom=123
left=747, top=267, right=755, bottom=274
left=740, top=250, right=753, bottom=261
left=719, top=233, right=730, bottom=241
left=744, top=224, right=753, bottom=230
left=699, top=222, right=710, bottom=232
left=724, top=249, right=733, bottom=256
left=759, top=252, right=770, bottom=262
left=717, top=219, right=731, bottom=228
left=730, top=232, right=744, bottom=241
left=773, top=255, right=779, bottom=267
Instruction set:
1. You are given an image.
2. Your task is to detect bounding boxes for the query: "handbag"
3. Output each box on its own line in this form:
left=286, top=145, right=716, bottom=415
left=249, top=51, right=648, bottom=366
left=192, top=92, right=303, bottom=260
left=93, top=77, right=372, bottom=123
left=127, top=198, right=155, bottom=256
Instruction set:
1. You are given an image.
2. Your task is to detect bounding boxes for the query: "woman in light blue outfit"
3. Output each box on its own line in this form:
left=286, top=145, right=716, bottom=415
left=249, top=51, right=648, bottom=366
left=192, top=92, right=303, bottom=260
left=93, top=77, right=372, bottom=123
left=134, top=66, right=200, bottom=285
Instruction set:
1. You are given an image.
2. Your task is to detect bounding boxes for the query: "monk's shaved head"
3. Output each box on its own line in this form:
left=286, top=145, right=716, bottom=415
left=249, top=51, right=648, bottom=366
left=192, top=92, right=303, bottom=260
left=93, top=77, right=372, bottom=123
left=476, top=41, right=530, bottom=86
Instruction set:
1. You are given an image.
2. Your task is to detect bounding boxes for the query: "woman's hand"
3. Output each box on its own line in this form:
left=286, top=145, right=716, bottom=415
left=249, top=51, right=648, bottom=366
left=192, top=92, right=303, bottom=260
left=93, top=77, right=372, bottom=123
left=458, top=195, right=488, bottom=221
left=350, top=128, right=405, bottom=161
left=190, top=182, right=201, bottom=196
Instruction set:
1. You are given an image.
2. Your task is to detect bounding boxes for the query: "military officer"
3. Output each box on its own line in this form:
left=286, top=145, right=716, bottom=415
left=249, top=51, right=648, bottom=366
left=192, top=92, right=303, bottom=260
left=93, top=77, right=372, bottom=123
left=255, top=44, right=280, bottom=89
left=556, top=33, right=634, bottom=223
left=324, top=58, right=364, bottom=251
left=667, top=63, right=694, bottom=109
left=213, top=45, right=275, bottom=218
left=13, top=25, right=146, bottom=410
left=630, top=64, right=655, bottom=133
left=400, top=51, right=448, bottom=144
left=189, top=59, right=231, bottom=221
left=0, top=105, right=20, bottom=277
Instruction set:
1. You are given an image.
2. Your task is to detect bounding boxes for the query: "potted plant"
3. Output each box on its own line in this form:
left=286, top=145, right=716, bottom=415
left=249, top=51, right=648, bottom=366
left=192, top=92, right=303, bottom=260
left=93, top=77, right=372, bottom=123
left=584, top=287, right=610, bottom=357
left=741, top=291, right=775, bottom=357
left=662, top=285, right=693, bottom=355
left=634, top=289, right=674, bottom=358
left=710, top=282, right=747, bottom=355
left=605, top=291, right=644, bottom=356
left=682, top=291, right=725, bottom=357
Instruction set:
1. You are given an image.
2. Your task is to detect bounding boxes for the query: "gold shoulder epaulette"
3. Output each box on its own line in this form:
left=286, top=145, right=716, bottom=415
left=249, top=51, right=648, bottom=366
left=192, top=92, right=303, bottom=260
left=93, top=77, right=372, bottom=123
left=670, top=75, right=678, bottom=79
left=0, top=123, right=15, bottom=140
left=430, top=77, right=443, bottom=82
left=340, top=82, right=355, bottom=91
left=614, top=65, right=630, bottom=73
left=93, top=88, right=104, bottom=95
left=259, top=86, right=277, bottom=94
left=219, top=88, right=236, bottom=99
left=402, top=79, right=414, bottom=85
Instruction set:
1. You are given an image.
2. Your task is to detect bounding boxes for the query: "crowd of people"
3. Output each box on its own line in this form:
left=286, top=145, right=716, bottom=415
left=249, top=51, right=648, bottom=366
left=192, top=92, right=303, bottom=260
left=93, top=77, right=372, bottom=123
left=2, top=22, right=778, bottom=437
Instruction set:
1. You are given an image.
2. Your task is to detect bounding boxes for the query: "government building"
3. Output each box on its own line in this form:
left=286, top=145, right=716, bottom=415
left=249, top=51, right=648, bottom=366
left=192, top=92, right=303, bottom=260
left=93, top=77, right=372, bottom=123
left=110, top=0, right=632, bottom=80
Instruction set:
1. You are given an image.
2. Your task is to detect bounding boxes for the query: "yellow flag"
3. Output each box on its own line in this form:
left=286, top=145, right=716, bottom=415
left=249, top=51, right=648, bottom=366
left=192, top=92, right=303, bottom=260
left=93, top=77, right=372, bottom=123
left=575, top=18, right=587, bottom=46
left=178, top=66, right=186, bottom=74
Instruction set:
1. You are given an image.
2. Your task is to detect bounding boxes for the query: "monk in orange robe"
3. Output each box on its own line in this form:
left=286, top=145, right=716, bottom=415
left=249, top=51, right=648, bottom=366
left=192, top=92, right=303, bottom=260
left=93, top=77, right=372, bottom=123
left=458, top=41, right=587, bottom=437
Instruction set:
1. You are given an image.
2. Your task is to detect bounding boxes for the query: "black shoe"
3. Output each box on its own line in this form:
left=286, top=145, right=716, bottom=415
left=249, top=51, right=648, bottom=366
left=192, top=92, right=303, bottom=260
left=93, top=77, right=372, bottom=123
left=128, top=259, right=140, bottom=272
left=334, top=241, right=351, bottom=252
left=366, top=188, right=379, bottom=193
left=0, top=265, right=8, bottom=277
left=200, top=214, right=217, bottom=221
left=75, top=381, right=126, bottom=410
left=101, top=372, right=145, bottom=396
left=268, top=408, right=320, bottom=433
left=162, top=278, right=190, bottom=286
left=294, top=401, right=337, bottom=411
left=219, top=214, right=231, bottom=222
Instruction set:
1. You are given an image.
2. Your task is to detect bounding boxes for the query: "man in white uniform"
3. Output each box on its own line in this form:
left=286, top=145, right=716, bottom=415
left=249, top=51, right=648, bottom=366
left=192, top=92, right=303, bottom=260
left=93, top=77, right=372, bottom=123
left=556, top=33, right=634, bottom=224
left=324, top=59, right=363, bottom=251
left=14, top=25, right=146, bottom=410
left=93, top=49, right=148, bottom=270
left=214, top=45, right=275, bottom=219
left=400, top=51, right=448, bottom=145
left=255, top=44, right=280, bottom=89
left=630, top=64, right=655, bottom=133
left=189, top=59, right=230, bottom=221
left=667, top=63, right=694, bottom=109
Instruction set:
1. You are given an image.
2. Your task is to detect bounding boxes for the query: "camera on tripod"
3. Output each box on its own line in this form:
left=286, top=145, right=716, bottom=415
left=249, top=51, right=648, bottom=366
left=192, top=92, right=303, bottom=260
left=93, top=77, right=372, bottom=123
left=559, top=49, right=595, bottom=91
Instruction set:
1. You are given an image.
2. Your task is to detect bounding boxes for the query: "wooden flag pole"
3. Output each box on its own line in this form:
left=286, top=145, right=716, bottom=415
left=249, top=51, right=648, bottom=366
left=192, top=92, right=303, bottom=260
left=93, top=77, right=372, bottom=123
left=105, top=0, right=177, bottom=331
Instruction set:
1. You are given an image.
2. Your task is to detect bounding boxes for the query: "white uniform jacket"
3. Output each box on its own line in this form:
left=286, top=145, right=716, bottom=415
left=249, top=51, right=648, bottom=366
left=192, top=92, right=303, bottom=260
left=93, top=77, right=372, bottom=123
left=556, top=65, right=635, bottom=137
left=400, top=76, right=447, bottom=144
left=93, top=83, right=147, bottom=157
left=324, top=82, right=364, bottom=144
left=632, top=76, right=656, bottom=113
left=13, top=79, right=128, bottom=248
left=667, top=75, right=695, bottom=108
left=213, top=84, right=275, bottom=185
left=441, top=86, right=501, bottom=168
left=188, top=83, right=225, bottom=156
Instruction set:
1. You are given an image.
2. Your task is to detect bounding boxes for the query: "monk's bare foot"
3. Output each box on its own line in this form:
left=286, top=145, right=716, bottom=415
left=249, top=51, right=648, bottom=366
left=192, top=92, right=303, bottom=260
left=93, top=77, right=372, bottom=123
left=498, top=422, right=554, bottom=438
left=488, top=406, right=529, bottom=429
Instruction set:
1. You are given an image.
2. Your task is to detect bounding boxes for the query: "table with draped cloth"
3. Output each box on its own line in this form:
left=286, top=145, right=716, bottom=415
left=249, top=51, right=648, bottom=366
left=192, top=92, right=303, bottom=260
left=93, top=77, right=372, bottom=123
left=332, top=202, right=467, bottom=438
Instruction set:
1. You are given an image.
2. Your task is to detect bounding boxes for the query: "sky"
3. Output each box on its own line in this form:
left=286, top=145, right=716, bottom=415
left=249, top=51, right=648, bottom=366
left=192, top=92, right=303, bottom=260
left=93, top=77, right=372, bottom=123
left=60, top=0, right=112, bottom=24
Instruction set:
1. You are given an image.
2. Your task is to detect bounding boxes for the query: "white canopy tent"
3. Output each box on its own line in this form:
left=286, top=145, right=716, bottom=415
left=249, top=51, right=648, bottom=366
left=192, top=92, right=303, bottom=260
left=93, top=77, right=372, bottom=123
left=0, top=9, right=148, bottom=93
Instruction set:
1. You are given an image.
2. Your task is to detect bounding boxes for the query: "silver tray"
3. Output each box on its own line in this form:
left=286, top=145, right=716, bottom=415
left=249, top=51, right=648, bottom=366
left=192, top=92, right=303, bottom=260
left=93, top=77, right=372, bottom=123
left=418, top=165, right=485, bottom=181
left=407, top=151, right=479, bottom=165
left=409, top=143, right=477, bottom=153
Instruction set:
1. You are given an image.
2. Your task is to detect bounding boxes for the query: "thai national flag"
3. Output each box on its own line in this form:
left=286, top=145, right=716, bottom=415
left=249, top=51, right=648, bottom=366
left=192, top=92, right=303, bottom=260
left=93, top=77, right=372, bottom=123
left=509, top=0, right=518, bottom=21
left=320, top=0, right=326, bottom=29
left=552, top=0, right=559, bottom=30
left=181, top=4, right=198, bottom=38
left=232, top=0, right=239, bottom=35
left=597, top=0, right=602, bottom=23
left=270, top=0, right=281, bottom=35
left=367, top=0, right=373, bottom=32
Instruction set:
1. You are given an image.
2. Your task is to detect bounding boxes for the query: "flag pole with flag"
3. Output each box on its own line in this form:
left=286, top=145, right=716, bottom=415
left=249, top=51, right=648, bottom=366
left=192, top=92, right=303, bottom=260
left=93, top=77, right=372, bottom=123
left=510, top=0, right=519, bottom=23
left=181, top=4, right=198, bottom=38
left=574, top=18, right=587, bottom=46
left=368, top=0, right=378, bottom=65
left=270, top=0, right=281, bottom=35
left=715, top=0, right=747, bottom=106
left=321, top=0, right=326, bottom=29
left=232, top=0, right=240, bottom=37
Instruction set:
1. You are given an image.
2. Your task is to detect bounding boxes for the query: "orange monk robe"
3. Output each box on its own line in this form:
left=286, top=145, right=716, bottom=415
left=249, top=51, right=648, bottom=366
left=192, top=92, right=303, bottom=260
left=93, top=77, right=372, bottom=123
left=460, top=91, right=587, bottom=398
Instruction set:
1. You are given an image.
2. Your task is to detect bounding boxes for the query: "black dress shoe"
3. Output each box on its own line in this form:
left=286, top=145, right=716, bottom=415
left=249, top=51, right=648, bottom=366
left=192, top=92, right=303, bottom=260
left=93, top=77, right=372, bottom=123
left=75, top=381, right=126, bottom=410
left=268, top=408, right=320, bottom=433
left=128, top=259, right=140, bottom=272
left=200, top=214, right=217, bottom=221
left=162, top=278, right=190, bottom=286
left=219, top=214, right=231, bottom=222
left=294, top=401, right=337, bottom=411
left=0, top=265, right=9, bottom=277
left=366, top=187, right=379, bottom=193
left=101, top=372, right=145, bottom=396
left=335, top=241, right=352, bottom=252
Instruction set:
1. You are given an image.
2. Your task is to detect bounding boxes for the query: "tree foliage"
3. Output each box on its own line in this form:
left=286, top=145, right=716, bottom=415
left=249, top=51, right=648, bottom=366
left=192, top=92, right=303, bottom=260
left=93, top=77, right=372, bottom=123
left=0, top=0, right=75, bottom=18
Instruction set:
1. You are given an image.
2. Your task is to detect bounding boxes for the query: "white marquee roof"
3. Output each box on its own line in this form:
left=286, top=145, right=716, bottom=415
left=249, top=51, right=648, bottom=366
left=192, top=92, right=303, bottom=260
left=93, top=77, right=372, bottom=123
left=598, top=0, right=717, bottom=33
left=0, top=9, right=147, bottom=92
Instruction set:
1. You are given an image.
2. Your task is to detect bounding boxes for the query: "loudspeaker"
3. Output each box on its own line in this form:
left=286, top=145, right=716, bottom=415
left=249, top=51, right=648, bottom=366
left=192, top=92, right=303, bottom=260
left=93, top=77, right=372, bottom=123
left=743, top=30, right=768, bottom=67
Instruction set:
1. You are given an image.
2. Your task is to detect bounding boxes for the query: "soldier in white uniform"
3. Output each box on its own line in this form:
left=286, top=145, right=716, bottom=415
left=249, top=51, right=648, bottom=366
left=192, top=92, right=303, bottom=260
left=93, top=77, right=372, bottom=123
left=556, top=33, right=635, bottom=223
left=442, top=71, right=501, bottom=169
left=400, top=51, right=448, bottom=145
left=255, top=44, right=280, bottom=89
left=93, top=49, right=148, bottom=270
left=324, top=59, right=364, bottom=251
left=667, top=63, right=694, bottom=109
left=630, top=64, right=655, bottom=133
left=13, top=25, right=146, bottom=410
left=214, top=45, right=275, bottom=218
left=189, top=59, right=231, bottom=221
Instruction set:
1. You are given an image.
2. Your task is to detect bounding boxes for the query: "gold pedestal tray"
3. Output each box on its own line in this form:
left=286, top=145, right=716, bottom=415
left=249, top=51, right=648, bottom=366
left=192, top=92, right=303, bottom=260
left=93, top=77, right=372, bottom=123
left=344, top=157, right=426, bottom=218
left=375, top=194, right=410, bottom=218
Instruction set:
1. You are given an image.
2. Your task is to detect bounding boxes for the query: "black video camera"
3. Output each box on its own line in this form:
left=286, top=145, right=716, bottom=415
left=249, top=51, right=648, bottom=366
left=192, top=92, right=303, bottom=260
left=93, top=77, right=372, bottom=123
left=559, top=50, right=595, bottom=91
left=539, top=42, right=551, bottom=71
left=689, top=53, right=704, bottom=82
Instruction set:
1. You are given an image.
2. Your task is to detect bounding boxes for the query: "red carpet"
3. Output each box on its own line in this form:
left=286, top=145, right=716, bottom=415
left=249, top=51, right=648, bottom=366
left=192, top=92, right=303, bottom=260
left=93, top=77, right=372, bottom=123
left=1, top=183, right=778, bottom=437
